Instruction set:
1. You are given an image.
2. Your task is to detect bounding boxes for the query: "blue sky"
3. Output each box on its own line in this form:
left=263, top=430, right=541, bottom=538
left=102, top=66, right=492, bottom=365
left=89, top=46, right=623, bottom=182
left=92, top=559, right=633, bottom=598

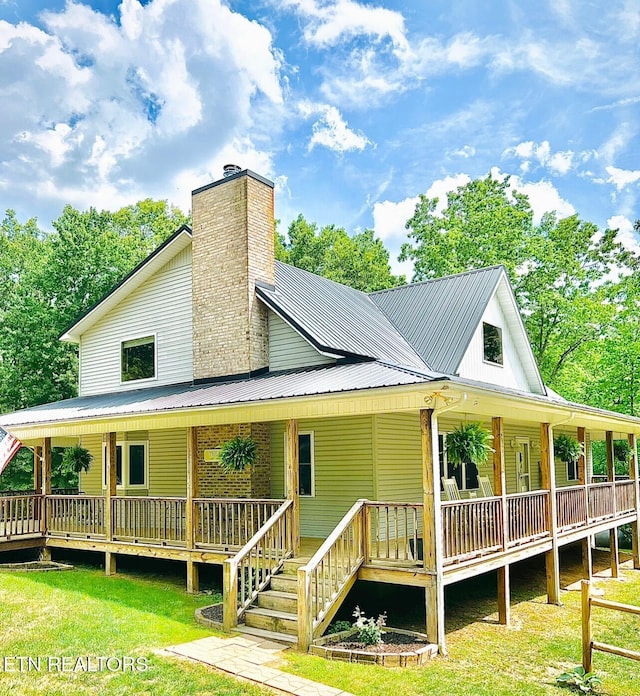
left=1, top=0, right=639, bottom=277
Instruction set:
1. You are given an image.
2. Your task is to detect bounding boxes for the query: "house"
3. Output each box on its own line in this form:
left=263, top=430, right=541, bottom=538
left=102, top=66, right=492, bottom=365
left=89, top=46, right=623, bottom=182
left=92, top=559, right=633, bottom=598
left=1, top=166, right=639, bottom=654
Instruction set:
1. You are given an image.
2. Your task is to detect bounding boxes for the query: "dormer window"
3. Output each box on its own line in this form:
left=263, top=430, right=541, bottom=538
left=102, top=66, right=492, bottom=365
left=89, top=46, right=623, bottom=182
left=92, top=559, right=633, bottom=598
left=483, top=323, right=503, bottom=365
left=121, top=335, right=156, bottom=382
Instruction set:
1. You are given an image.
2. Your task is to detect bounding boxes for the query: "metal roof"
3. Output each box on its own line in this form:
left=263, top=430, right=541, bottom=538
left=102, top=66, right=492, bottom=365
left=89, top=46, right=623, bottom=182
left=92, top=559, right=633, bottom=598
left=257, top=262, right=428, bottom=371
left=370, top=266, right=504, bottom=374
left=0, top=362, right=443, bottom=428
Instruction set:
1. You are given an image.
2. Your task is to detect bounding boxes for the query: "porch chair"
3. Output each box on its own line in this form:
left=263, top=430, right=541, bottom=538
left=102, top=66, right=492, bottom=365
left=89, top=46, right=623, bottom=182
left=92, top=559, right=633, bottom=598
left=441, top=477, right=461, bottom=501
left=478, top=476, right=494, bottom=497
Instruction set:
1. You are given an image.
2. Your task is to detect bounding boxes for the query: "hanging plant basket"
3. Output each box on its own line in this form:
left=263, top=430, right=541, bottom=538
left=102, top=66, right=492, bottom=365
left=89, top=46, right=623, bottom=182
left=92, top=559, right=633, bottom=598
left=445, top=422, right=493, bottom=468
left=60, top=445, right=93, bottom=475
left=554, top=434, right=583, bottom=465
left=219, top=436, right=258, bottom=473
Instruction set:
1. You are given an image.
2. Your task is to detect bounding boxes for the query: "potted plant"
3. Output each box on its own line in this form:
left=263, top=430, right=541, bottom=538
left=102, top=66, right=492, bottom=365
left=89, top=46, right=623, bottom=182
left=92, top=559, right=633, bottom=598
left=219, top=436, right=258, bottom=473
left=554, top=434, right=583, bottom=466
left=445, top=422, right=493, bottom=490
left=59, top=445, right=93, bottom=476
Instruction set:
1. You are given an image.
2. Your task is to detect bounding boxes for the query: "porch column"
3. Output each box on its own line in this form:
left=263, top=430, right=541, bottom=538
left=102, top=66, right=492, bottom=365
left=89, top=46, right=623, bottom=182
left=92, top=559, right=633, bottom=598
left=541, top=423, right=561, bottom=605
left=285, top=419, right=300, bottom=556
left=186, top=426, right=199, bottom=593
left=577, top=427, right=591, bottom=579
left=421, top=408, right=446, bottom=654
left=104, top=432, right=117, bottom=576
left=33, top=446, right=42, bottom=492
left=605, top=431, right=619, bottom=578
left=40, top=438, right=52, bottom=560
left=492, top=416, right=510, bottom=626
left=628, top=433, right=640, bottom=570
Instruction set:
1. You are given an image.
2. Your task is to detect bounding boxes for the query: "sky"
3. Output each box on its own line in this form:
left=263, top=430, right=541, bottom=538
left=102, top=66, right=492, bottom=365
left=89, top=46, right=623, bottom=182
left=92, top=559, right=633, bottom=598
left=0, top=0, right=639, bottom=278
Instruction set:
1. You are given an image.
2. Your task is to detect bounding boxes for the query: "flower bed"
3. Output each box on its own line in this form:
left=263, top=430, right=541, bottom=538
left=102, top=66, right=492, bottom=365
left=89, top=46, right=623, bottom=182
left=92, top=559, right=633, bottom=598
left=311, top=627, right=437, bottom=666
left=195, top=603, right=224, bottom=629
left=0, top=561, right=73, bottom=572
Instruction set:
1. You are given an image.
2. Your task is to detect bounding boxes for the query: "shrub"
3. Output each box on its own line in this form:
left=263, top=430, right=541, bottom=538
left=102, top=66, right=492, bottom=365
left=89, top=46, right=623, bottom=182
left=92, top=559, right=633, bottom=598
left=327, top=620, right=352, bottom=635
left=557, top=666, right=602, bottom=693
left=352, top=606, right=386, bottom=645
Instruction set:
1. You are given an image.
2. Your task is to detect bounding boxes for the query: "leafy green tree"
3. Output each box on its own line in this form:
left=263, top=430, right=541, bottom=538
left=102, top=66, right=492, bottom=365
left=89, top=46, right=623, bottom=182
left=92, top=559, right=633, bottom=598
left=278, top=214, right=404, bottom=291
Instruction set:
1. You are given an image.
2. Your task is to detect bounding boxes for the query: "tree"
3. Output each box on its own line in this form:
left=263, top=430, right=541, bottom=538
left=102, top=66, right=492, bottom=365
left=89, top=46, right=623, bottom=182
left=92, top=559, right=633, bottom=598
left=400, top=174, right=534, bottom=281
left=278, top=214, right=404, bottom=292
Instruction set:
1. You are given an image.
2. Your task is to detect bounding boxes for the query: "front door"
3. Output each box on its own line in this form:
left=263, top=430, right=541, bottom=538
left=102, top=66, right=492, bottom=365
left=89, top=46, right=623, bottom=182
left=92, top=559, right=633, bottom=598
left=515, top=439, right=531, bottom=492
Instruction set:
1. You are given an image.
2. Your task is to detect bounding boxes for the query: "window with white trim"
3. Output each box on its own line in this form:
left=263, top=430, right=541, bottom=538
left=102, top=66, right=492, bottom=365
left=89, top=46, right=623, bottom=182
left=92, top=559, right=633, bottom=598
left=567, top=458, right=579, bottom=482
left=284, top=431, right=315, bottom=497
left=483, top=322, right=503, bottom=365
left=103, top=441, right=148, bottom=489
left=121, top=335, right=156, bottom=382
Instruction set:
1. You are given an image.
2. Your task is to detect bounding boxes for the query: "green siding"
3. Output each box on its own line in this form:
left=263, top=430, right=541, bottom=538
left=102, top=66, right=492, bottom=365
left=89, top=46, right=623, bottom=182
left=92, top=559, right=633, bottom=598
left=271, top=416, right=374, bottom=538
left=78, top=434, right=104, bottom=495
left=374, top=413, right=422, bottom=503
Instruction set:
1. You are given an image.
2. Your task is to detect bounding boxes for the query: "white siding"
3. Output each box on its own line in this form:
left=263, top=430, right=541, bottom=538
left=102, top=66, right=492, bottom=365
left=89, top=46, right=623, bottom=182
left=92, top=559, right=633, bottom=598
left=457, top=290, right=531, bottom=392
left=268, top=310, right=334, bottom=371
left=79, top=246, right=193, bottom=396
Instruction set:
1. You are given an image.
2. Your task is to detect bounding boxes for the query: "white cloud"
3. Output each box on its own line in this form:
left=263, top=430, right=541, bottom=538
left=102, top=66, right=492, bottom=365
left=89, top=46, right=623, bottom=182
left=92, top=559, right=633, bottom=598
left=298, top=101, right=371, bottom=153
left=504, top=140, right=575, bottom=175
left=0, top=0, right=284, bottom=217
left=514, top=179, right=575, bottom=223
left=450, top=145, right=476, bottom=159
left=607, top=214, right=640, bottom=254
left=605, top=165, right=640, bottom=191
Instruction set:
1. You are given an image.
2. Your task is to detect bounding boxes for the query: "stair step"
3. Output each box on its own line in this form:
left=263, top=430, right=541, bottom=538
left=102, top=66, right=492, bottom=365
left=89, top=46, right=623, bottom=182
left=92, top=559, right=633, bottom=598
left=282, top=558, right=310, bottom=575
left=270, top=574, right=298, bottom=592
left=258, top=589, right=298, bottom=613
left=244, top=606, right=298, bottom=635
left=235, top=624, right=297, bottom=645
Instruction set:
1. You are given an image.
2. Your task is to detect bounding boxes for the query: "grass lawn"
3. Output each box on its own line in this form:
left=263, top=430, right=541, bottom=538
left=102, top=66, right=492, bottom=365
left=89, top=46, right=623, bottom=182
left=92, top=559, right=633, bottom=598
left=0, top=557, right=266, bottom=696
left=280, top=547, right=640, bottom=696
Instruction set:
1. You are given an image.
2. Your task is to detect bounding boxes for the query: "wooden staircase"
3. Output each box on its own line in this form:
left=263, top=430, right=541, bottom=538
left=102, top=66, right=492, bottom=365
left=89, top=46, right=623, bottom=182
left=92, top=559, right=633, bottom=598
left=235, top=557, right=305, bottom=645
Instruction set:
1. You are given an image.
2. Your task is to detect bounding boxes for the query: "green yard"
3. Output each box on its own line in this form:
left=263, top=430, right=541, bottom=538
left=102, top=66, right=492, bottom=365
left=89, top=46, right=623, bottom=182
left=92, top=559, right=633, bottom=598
left=0, top=548, right=638, bottom=696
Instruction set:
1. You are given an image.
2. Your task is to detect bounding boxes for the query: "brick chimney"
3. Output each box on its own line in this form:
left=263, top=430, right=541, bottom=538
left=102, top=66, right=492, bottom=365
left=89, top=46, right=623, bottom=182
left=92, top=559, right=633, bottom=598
left=191, top=168, right=274, bottom=381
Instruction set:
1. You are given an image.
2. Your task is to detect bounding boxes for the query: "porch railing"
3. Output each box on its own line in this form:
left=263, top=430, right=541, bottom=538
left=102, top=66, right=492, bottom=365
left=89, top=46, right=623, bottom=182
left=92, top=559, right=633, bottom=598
left=557, top=486, right=588, bottom=531
left=0, top=494, right=42, bottom=538
left=507, top=490, right=549, bottom=545
left=442, top=496, right=503, bottom=563
left=297, top=499, right=366, bottom=651
left=47, top=495, right=105, bottom=537
left=588, top=482, right=616, bottom=521
left=365, top=502, right=422, bottom=564
left=223, top=499, right=293, bottom=630
left=112, top=497, right=186, bottom=544
left=194, top=498, right=284, bottom=549
left=615, top=480, right=636, bottom=515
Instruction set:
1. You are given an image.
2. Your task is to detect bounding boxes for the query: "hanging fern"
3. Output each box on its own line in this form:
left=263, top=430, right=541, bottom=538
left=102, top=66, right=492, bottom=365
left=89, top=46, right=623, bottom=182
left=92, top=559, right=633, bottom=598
left=219, top=436, right=258, bottom=473
left=60, top=445, right=93, bottom=475
left=554, top=434, right=583, bottom=465
left=445, top=422, right=493, bottom=466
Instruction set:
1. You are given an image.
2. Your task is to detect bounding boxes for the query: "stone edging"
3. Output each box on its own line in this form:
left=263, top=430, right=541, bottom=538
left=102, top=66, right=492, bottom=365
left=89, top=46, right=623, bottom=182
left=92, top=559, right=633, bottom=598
left=0, top=561, right=73, bottom=572
left=195, top=603, right=224, bottom=629
left=310, top=627, right=437, bottom=667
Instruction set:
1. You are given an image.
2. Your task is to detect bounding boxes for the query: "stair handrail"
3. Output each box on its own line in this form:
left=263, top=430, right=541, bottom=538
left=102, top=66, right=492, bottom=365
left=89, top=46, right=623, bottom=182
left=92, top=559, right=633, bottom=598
left=223, top=498, right=294, bottom=630
left=297, top=498, right=367, bottom=651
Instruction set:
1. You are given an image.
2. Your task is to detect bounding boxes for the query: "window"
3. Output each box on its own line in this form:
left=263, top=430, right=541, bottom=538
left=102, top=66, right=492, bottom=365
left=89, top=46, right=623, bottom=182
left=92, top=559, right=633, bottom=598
left=121, top=335, right=155, bottom=382
left=103, top=441, right=148, bottom=488
left=483, top=322, right=503, bottom=365
left=567, top=458, right=578, bottom=482
left=284, top=431, right=315, bottom=497
left=438, top=433, right=479, bottom=491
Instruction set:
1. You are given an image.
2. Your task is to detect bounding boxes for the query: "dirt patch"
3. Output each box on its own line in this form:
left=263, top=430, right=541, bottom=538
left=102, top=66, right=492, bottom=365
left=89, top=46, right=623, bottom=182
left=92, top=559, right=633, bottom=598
left=333, top=631, right=431, bottom=653
left=195, top=603, right=224, bottom=628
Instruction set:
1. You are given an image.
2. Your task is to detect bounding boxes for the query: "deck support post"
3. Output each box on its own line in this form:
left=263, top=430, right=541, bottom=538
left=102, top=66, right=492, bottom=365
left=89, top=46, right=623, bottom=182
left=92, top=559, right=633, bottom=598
left=421, top=408, right=446, bottom=654
left=185, top=427, right=199, bottom=593
left=104, top=432, right=117, bottom=576
left=40, top=438, right=51, bottom=541
left=541, top=423, right=561, bottom=605
left=578, top=427, right=592, bottom=579
left=581, top=538, right=592, bottom=580
left=492, top=416, right=510, bottom=626
left=605, top=431, right=618, bottom=577
left=629, top=433, right=640, bottom=570
left=285, top=419, right=300, bottom=556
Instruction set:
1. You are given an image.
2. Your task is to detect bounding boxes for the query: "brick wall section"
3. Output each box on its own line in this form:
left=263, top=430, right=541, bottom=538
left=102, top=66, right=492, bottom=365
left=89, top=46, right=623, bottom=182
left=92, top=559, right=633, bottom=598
left=196, top=423, right=271, bottom=498
left=191, top=172, right=274, bottom=380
